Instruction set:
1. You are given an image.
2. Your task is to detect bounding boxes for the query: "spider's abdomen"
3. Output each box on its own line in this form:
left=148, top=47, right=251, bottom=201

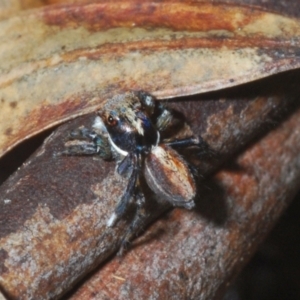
left=144, top=145, right=196, bottom=209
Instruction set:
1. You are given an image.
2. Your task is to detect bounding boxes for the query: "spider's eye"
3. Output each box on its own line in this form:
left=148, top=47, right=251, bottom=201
left=107, top=115, right=117, bottom=126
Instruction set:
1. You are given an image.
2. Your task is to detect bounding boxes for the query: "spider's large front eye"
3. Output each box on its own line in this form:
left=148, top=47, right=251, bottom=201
left=107, top=115, right=117, bottom=127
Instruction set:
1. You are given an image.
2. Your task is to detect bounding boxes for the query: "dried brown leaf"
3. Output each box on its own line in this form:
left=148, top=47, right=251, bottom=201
left=1, top=1, right=300, bottom=158
left=0, top=0, right=46, bottom=20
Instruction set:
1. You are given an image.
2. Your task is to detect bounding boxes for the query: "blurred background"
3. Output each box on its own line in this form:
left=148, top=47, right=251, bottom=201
left=223, top=191, right=300, bottom=300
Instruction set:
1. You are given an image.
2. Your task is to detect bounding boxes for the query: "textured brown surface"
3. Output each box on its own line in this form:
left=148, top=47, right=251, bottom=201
left=1, top=0, right=300, bottom=299
left=69, top=106, right=300, bottom=299
left=1, top=1, right=300, bottom=157
left=0, top=0, right=44, bottom=19
left=0, top=70, right=299, bottom=299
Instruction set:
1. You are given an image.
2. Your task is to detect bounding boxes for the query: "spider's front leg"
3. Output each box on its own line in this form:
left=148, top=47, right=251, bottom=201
left=135, top=91, right=176, bottom=133
left=58, top=126, right=112, bottom=159
left=107, top=153, right=140, bottom=227
left=118, top=188, right=146, bottom=256
left=107, top=153, right=147, bottom=255
left=166, top=136, right=215, bottom=158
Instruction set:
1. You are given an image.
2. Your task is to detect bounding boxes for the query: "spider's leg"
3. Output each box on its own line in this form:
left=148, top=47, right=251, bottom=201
left=166, top=136, right=214, bottom=157
left=116, top=154, right=132, bottom=176
left=165, top=137, right=200, bottom=148
left=58, top=142, right=101, bottom=156
left=118, top=188, right=146, bottom=256
left=107, top=154, right=139, bottom=227
left=57, top=127, right=112, bottom=159
left=134, top=91, right=156, bottom=115
left=69, top=127, right=98, bottom=141
left=156, top=104, right=174, bottom=132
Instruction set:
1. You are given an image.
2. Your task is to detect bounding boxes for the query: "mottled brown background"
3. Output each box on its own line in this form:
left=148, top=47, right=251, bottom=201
left=0, top=1, right=300, bottom=299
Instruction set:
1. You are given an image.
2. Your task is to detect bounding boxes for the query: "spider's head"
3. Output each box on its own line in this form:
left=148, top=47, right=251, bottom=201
left=95, top=92, right=159, bottom=155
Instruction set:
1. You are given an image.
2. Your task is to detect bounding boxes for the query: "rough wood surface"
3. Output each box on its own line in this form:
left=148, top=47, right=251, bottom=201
left=70, top=107, right=300, bottom=300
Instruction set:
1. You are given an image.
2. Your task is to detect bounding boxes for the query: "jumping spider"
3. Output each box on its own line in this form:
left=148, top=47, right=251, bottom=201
left=62, top=91, right=209, bottom=254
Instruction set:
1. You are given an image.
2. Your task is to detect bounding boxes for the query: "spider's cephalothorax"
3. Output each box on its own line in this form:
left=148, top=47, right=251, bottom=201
left=62, top=91, right=206, bottom=254
left=98, top=92, right=160, bottom=156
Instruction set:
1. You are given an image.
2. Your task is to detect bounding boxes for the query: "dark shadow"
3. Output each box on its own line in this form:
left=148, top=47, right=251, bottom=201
left=0, top=128, right=55, bottom=185
left=225, top=191, right=300, bottom=300
left=194, top=177, right=229, bottom=226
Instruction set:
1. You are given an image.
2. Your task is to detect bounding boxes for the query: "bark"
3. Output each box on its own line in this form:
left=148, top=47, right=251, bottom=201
left=70, top=105, right=300, bottom=300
